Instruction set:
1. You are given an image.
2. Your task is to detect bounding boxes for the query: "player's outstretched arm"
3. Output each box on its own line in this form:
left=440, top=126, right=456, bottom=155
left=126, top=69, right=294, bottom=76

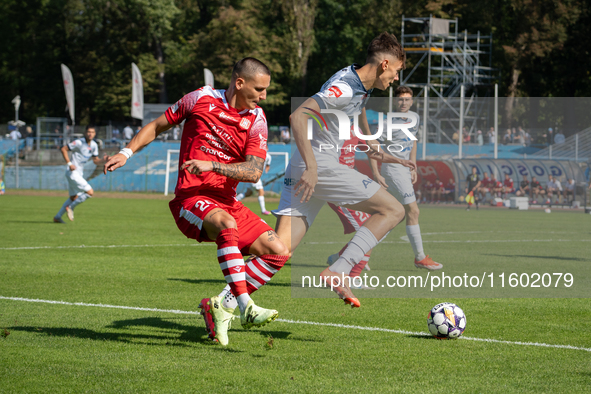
left=181, top=155, right=264, bottom=182
left=104, top=114, right=172, bottom=174
left=291, top=98, right=319, bottom=203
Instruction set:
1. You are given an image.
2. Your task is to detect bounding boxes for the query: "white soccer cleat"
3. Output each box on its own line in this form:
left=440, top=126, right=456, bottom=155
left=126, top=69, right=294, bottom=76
left=65, top=206, right=74, bottom=221
left=240, top=300, right=278, bottom=330
left=198, top=296, right=235, bottom=346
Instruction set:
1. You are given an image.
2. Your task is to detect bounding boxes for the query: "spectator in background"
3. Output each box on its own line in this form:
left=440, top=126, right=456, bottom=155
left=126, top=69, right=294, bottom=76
left=479, top=171, right=492, bottom=201
left=280, top=126, right=290, bottom=144
left=518, top=126, right=526, bottom=145
left=511, top=128, right=518, bottom=143
left=516, top=176, right=531, bottom=198
left=544, top=127, right=554, bottom=146
left=477, top=130, right=483, bottom=146
left=463, top=128, right=470, bottom=144
left=502, top=174, right=515, bottom=199
left=112, top=127, right=120, bottom=142
left=503, top=129, right=512, bottom=145
left=530, top=176, right=545, bottom=203
left=9, top=128, right=22, bottom=140
left=135, top=126, right=141, bottom=134
left=554, top=129, right=565, bottom=144
left=25, top=126, right=34, bottom=151
left=444, top=178, right=455, bottom=202
left=524, top=129, right=532, bottom=146
left=172, top=125, right=181, bottom=140
left=563, top=178, right=575, bottom=203
left=487, top=127, right=495, bottom=144
left=546, top=175, right=562, bottom=204
left=490, top=174, right=503, bottom=197
left=123, top=124, right=134, bottom=141
left=452, top=129, right=459, bottom=144
left=431, top=178, right=444, bottom=203
left=0, top=178, right=5, bottom=195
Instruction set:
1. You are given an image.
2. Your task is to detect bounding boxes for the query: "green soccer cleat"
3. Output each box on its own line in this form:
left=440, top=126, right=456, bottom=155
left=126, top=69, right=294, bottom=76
left=198, top=296, right=235, bottom=346
left=240, top=300, right=278, bottom=330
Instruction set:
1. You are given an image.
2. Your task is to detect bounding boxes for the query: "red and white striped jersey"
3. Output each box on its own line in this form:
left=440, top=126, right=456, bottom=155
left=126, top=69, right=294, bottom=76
left=165, top=86, right=268, bottom=202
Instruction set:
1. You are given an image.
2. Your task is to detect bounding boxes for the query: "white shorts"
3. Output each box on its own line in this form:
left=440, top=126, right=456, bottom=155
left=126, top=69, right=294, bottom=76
left=274, top=162, right=380, bottom=227
left=253, top=179, right=264, bottom=190
left=66, top=170, right=92, bottom=196
left=381, top=163, right=416, bottom=205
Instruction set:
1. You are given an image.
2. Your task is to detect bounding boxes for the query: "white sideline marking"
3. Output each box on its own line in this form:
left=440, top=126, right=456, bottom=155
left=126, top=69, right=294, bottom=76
left=0, top=244, right=214, bottom=251
left=1, top=296, right=590, bottom=353
left=308, top=239, right=590, bottom=245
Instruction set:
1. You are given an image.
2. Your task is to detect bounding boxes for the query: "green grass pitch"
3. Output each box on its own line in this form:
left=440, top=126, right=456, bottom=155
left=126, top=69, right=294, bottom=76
left=1, top=193, right=590, bottom=393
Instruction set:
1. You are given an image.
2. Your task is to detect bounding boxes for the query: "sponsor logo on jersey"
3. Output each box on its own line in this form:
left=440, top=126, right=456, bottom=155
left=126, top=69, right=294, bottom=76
left=219, top=111, right=238, bottom=123
left=327, top=86, right=343, bottom=97
left=209, top=103, right=216, bottom=112
left=232, top=266, right=243, bottom=273
left=239, top=118, right=251, bottom=129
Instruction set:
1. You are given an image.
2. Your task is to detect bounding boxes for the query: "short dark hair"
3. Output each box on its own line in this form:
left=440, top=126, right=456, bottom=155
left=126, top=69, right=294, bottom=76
left=86, top=125, right=96, bottom=131
left=366, top=32, right=406, bottom=67
left=232, top=57, right=271, bottom=81
left=395, top=86, right=413, bottom=97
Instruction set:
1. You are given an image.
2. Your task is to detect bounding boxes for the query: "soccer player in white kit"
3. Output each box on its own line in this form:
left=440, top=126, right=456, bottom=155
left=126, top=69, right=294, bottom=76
left=236, top=152, right=272, bottom=215
left=53, top=126, right=105, bottom=223
left=274, top=32, right=417, bottom=307
left=369, top=86, right=443, bottom=270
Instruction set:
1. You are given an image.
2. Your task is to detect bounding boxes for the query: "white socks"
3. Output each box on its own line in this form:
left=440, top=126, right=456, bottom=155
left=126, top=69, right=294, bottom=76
left=258, top=196, right=266, bottom=212
left=219, top=285, right=239, bottom=310
left=406, top=224, right=426, bottom=261
left=330, top=227, right=379, bottom=274
left=236, top=193, right=245, bottom=201
left=70, top=192, right=91, bottom=209
left=55, top=199, right=72, bottom=218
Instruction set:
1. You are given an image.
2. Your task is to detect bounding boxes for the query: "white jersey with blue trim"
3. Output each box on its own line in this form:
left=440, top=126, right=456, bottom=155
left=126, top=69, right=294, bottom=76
left=67, top=138, right=99, bottom=175
left=380, top=111, right=420, bottom=161
left=293, top=64, right=372, bottom=166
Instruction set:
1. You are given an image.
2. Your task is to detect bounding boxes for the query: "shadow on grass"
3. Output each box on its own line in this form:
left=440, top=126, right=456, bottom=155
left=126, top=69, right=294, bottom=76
left=6, top=220, right=57, bottom=224
left=168, top=278, right=292, bottom=288
left=406, top=334, right=437, bottom=340
left=484, top=254, right=587, bottom=262
left=9, top=317, right=212, bottom=347
left=257, top=330, right=322, bottom=342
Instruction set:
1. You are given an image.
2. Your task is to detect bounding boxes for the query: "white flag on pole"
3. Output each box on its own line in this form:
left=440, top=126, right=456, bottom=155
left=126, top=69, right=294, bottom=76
left=131, top=63, right=144, bottom=120
left=61, top=64, right=75, bottom=124
left=204, top=68, right=214, bottom=88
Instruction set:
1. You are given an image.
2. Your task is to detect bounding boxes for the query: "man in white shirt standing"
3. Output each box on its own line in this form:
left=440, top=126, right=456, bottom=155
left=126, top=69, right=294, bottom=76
left=123, top=124, right=134, bottom=142
left=53, top=126, right=106, bottom=223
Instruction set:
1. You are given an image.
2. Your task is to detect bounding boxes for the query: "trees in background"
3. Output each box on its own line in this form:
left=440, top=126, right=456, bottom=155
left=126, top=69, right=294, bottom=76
left=1, top=0, right=590, bottom=126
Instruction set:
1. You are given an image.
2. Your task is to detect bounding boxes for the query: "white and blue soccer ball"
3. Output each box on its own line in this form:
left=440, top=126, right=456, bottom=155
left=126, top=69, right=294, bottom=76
left=427, top=302, right=466, bottom=339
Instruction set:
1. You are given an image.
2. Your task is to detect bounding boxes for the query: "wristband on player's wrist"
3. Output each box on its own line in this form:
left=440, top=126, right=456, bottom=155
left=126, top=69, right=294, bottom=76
left=67, top=161, right=72, bottom=166
left=119, top=148, right=134, bottom=159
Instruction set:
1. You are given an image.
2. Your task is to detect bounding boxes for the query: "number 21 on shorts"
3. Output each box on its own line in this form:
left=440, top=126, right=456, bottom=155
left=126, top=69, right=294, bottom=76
left=196, top=199, right=214, bottom=211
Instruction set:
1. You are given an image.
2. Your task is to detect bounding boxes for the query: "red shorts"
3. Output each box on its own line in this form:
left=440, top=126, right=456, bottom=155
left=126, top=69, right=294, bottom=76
left=327, top=202, right=371, bottom=235
left=169, top=195, right=273, bottom=255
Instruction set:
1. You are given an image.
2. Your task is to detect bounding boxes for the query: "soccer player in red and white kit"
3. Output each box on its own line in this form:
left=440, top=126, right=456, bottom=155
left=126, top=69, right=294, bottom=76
left=502, top=174, right=515, bottom=199
left=104, top=58, right=289, bottom=346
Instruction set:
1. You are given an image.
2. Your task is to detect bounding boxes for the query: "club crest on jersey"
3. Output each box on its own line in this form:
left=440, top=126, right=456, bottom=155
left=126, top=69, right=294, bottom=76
left=327, top=86, right=343, bottom=97
left=240, top=118, right=251, bottom=129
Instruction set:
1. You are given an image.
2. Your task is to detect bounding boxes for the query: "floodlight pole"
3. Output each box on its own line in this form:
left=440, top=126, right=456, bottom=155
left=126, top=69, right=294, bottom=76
left=494, top=84, right=498, bottom=159
left=458, top=84, right=465, bottom=159
left=422, top=87, right=428, bottom=160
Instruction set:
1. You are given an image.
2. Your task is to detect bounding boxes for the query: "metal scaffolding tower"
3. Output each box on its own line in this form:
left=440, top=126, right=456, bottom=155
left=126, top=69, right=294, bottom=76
left=400, top=15, right=497, bottom=143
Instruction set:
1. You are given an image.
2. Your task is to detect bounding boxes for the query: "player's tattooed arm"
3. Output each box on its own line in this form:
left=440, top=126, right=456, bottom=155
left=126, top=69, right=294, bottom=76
left=211, top=155, right=264, bottom=182
left=182, top=155, right=264, bottom=182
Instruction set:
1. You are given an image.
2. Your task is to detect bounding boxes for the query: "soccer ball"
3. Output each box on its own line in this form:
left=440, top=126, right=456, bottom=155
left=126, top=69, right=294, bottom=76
left=427, top=302, right=466, bottom=339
